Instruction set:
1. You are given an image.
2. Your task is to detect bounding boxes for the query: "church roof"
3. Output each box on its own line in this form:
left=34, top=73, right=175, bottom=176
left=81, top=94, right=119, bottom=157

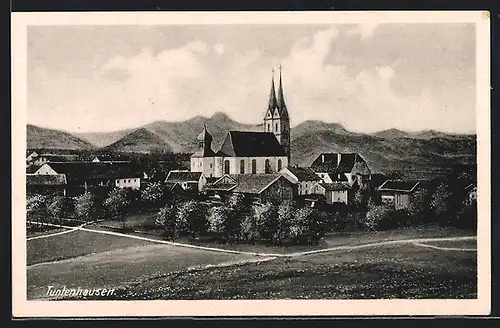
left=217, top=131, right=287, bottom=157
left=276, top=67, right=289, bottom=119
left=191, top=148, right=215, bottom=158
left=196, top=125, right=213, bottom=142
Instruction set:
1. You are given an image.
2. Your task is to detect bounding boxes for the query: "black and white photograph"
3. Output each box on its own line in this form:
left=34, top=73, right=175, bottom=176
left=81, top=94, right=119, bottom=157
left=11, top=11, right=491, bottom=317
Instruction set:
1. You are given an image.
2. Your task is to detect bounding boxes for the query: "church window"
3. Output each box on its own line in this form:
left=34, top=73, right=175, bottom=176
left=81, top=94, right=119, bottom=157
left=210, top=164, right=213, bottom=168
left=265, top=159, right=272, bottom=174
left=277, top=159, right=282, bottom=171
left=224, top=160, right=230, bottom=175
left=267, top=124, right=270, bottom=132
left=252, top=159, right=257, bottom=174
left=240, top=159, right=245, bottom=174
left=275, top=123, right=279, bottom=132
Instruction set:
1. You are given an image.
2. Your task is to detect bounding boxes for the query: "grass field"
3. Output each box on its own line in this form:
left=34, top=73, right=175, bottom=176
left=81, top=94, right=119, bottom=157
left=91, top=244, right=476, bottom=300
left=26, top=224, right=477, bottom=301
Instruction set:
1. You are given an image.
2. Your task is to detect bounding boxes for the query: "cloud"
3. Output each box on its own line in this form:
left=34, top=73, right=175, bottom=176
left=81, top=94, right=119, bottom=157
left=214, top=43, right=225, bottom=55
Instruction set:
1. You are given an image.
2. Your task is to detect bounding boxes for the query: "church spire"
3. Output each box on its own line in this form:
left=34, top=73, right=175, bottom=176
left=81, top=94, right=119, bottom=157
left=276, top=65, right=289, bottom=119
left=267, top=69, right=278, bottom=111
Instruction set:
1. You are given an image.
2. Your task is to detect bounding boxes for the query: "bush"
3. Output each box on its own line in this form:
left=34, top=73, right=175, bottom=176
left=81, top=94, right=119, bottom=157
left=430, top=182, right=453, bottom=225
left=47, top=195, right=74, bottom=223
left=240, top=214, right=259, bottom=244
left=273, top=200, right=295, bottom=245
left=75, top=192, right=101, bottom=222
left=364, top=205, right=391, bottom=231
left=454, top=200, right=477, bottom=230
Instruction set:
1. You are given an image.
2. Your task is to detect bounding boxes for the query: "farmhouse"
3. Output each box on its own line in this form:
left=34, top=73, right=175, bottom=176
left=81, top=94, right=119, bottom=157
left=378, top=180, right=421, bottom=210
left=317, top=182, right=351, bottom=205
left=32, top=162, right=143, bottom=195
left=165, top=170, right=206, bottom=193
left=206, top=174, right=294, bottom=203
left=191, top=68, right=290, bottom=179
left=311, top=152, right=371, bottom=188
left=279, top=166, right=322, bottom=196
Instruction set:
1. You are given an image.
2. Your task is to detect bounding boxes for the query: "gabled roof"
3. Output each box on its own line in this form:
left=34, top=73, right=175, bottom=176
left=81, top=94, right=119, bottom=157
left=26, top=174, right=67, bottom=186
left=378, top=180, right=420, bottom=193
left=217, top=131, right=287, bottom=157
left=319, top=182, right=351, bottom=191
left=26, top=165, right=42, bottom=174
left=165, top=170, right=203, bottom=183
left=285, top=167, right=322, bottom=182
left=311, top=153, right=367, bottom=174
left=326, top=172, right=348, bottom=182
left=209, top=174, right=292, bottom=195
left=465, top=184, right=477, bottom=190
left=371, top=173, right=389, bottom=187
left=44, top=162, right=142, bottom=182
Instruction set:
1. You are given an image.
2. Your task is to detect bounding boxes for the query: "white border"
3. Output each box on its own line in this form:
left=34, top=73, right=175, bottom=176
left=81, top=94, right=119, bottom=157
left=11, top=11, right=491, bottom=317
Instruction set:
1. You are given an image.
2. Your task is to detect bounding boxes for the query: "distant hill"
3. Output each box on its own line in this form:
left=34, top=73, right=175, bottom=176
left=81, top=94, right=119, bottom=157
left=28, top=113, right=476, bottom=179
left=103, top=128, right=173, bottom=153
left=291, top=130, right=476, bottom=179
left=27, top=124, right=94, bottom=150
left=74, top=129, right=134, bottom=148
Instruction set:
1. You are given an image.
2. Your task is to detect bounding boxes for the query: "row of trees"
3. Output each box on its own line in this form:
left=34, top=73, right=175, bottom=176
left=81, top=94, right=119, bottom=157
left=155, top=194, right=324, bottom=246
left=26, top=181, right=176, bottom=228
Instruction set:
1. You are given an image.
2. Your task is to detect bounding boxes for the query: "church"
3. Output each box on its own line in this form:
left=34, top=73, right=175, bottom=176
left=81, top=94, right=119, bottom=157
left=190, top=67, right=291, bottom=178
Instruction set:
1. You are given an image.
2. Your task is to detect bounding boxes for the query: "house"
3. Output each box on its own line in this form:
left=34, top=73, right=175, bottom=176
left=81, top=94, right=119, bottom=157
left=190, top=68, right=291, bottom=178
left=371, top=173, right=389, bottom=189
left=317, top=182, right=351, bottom=205
left=464, top=184, right=477, bottom=205
left=165, top=170, right=207, bottom=193
left=31, top=162, right=143, bottom=195
left=26, top=174, right=67, bottom=196
left=279, top=166, right=322, bottom=196
left=206, top=174, right=294, bottom=203
left=310, top=152, right=371, bottom=187
left=32, top=154, right=82, bottom=166
left=26, top=151, right=39, bottom=164
left=378, top=180, right=421, bottom=210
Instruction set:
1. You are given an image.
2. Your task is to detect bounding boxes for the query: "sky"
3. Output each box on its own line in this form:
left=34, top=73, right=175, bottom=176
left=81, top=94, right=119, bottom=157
left=27, top=23, right=476, bottom=134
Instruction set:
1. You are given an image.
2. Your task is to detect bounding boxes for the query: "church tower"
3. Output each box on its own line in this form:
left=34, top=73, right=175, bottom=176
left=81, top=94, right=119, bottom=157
left=263, top=66, right=291, bottom=162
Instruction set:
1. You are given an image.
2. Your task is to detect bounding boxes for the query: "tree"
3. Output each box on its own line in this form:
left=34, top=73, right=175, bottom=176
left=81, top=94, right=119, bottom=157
left=75, top=192, right=101, bottom=223
left=430, top=182, right=453, bottom=224
left=47, top=195, right=74, bottom=224
left=407, top=187, right=431, bottom=223
left=254, top=202, right=279, bottom=242
left=274, top=200, right=295, bottom=245
left=291, top=206, right=323, bottom=245
left=103, top=189, right=131, bottom=229
left=27, top=194, right=49, bottom=226
left=156, top=203, right=179, bottom=240
left=141, top=182, right=164, bottom=209
left=176, top=200, right=209, bottom=239
left=353, top=184, right=370, bottom=209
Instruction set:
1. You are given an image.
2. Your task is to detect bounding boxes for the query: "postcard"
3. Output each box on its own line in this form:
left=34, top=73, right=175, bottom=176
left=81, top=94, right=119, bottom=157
left=11, top=10, right=491, bottom=317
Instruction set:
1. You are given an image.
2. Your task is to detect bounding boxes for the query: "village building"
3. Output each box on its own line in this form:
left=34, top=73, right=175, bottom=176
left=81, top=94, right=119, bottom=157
left=31, top=162, right=143, bottom=195
left=190, top=68, right=290, bottom=179
left=165, top=170, right=207, bottom=193
left=316, top=182, right=351, bottom=205
left=31, top=154, right=82, bottom=166
left=206, top=173, right=294, bottom=203
left=26, top=174, right=68, bottom=196
left=310, top=152, right=372, bottom=188
left=371, top=173, right=390, bottom=189
left=378, top=180, right=421, bottom=210
left=279, top=166, right=322, bottom=196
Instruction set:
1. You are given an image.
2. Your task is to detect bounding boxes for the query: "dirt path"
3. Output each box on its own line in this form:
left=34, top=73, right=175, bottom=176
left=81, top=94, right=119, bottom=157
left=27, top=222, right=477, bottom=257
left=26, top=222, right=91, bottom=241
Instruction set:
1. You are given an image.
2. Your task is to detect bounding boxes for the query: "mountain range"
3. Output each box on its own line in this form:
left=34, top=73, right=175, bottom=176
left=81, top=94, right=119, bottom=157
left=27, top=112, right=476, bottom=177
